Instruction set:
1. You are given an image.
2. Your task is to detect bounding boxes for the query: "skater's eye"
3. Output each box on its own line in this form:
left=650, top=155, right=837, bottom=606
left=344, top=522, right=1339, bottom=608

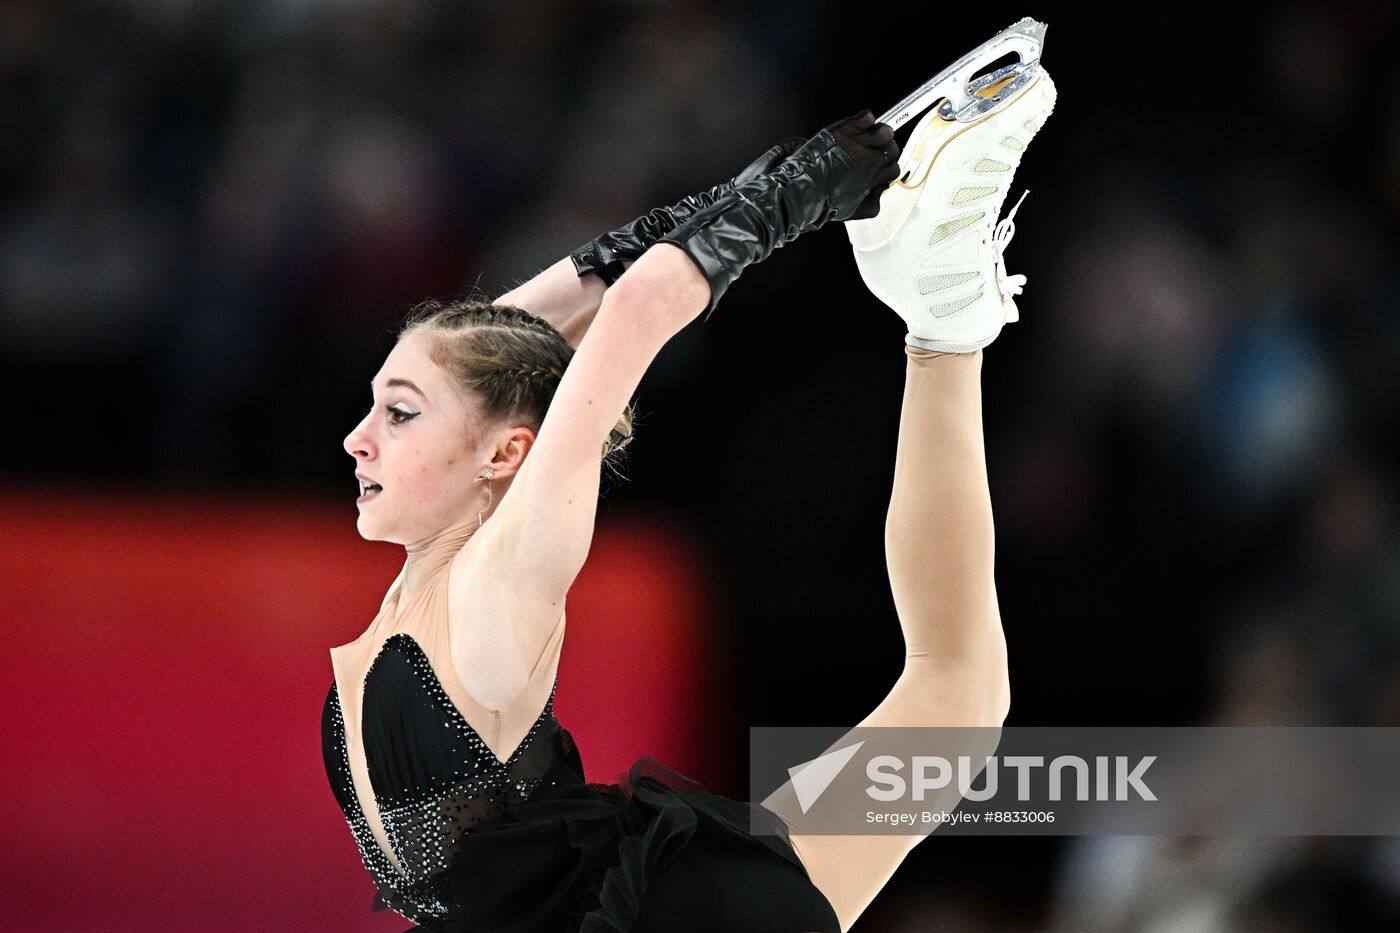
left=385, top=406, right=419, bottom=426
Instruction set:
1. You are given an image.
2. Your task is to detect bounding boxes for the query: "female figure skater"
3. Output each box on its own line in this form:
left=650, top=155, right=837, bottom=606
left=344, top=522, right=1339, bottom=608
left=322, top=32, right=1056, bottom=932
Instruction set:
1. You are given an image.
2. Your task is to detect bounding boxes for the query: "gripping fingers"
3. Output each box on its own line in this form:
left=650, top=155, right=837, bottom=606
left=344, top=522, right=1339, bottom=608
left=856, top=121, right=896, bottom=147
left=845, top=115, right=901, bottom=168
left=849, top=119, right=902, bottom=220
left=809, top=109, right=905, bottom=221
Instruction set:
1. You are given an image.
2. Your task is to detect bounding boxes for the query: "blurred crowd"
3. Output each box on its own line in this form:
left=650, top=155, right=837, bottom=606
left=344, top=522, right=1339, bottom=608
left=3, top=0, right=1397, bottom=930
left=0, top=0, right=803, bottom=485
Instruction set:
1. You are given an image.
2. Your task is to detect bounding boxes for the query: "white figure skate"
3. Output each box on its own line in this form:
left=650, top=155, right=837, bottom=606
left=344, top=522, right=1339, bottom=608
left=847, top=18, right=1056, bottom=352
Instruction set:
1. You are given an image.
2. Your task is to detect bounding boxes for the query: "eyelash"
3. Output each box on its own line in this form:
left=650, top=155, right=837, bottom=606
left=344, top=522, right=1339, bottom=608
left=365, top=405, right=418, bottom=426
left=390, top=406, right=420, bottom=426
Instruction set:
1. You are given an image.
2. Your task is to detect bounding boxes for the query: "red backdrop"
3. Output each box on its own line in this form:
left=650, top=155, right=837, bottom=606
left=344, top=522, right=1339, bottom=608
left=0, top=488, right=733, bottom=931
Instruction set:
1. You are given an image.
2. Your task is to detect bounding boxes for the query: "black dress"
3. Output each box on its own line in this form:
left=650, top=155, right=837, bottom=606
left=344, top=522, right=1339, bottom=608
left=321, top=632, right=841, bottom=932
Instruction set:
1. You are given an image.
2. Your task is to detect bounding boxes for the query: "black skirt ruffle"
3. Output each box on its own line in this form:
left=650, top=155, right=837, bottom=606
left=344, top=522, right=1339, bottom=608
left=390, top=754, right=839, bottom=933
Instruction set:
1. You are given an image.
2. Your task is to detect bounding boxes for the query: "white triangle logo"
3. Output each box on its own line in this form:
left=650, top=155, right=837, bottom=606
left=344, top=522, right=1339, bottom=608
left=789, top=741, right=865, bottom=814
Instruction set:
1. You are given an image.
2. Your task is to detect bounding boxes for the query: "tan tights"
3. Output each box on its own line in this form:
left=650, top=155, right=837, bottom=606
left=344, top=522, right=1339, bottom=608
left=761, top=347, right=1008, bottom=931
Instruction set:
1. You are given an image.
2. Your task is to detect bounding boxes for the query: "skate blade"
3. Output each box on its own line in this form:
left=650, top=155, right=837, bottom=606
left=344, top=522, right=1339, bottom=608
left=846, top=71, right=1047, bottom=251
left=877, top=17, right=1046, bottom=131
left=895, top=71, right=1028, bottom=192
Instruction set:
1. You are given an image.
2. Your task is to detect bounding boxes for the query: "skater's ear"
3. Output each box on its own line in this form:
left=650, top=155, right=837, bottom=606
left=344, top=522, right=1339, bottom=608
left=479, top=421, right=537, bottom=481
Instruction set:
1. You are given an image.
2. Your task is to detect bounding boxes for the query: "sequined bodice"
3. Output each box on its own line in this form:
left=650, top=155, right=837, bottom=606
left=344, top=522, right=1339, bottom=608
left=321, top=632, right=575, bottom=925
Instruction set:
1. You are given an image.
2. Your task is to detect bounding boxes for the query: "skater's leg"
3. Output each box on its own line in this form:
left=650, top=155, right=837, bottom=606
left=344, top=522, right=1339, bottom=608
left=761, top=39, right=1057, bottom=927
left=765, top=346, right=1007, bottom=931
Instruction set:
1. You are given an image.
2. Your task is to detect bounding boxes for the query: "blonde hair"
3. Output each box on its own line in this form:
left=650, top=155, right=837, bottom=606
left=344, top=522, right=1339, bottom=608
left=398, top=299, right=635, bottom=470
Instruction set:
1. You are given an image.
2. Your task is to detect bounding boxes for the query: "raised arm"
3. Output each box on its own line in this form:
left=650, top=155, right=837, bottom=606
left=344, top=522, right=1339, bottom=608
left=449, top=115, right=901, bottom=709
left=508, top=245, right=707, bottom=583
left=449, top=247, right=704, bottom=708
left=496, top=137, right=807, bottom=348
left=497, top=258, right=605, bottom=348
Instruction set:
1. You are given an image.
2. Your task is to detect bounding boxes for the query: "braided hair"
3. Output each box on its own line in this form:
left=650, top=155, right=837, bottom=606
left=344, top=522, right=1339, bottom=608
left=398, top=299, right=635, bottom=471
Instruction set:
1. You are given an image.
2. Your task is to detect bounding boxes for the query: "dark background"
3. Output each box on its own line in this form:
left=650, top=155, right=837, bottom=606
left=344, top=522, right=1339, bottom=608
left=4, top=0, right=1398, bottom=929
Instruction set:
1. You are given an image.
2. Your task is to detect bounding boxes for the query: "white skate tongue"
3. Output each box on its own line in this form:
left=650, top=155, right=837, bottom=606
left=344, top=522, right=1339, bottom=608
left=993, top=189, right=1030, bottom=312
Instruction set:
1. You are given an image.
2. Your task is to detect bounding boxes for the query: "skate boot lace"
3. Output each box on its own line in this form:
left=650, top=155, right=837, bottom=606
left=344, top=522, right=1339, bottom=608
left=992, top=189, right=1030, bottom=305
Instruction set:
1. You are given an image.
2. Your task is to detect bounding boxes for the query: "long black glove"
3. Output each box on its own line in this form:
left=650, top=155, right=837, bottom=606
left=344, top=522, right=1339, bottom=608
left=569, top=137, right=807, bottom=285
left=658, top=111, right=900, bottom=312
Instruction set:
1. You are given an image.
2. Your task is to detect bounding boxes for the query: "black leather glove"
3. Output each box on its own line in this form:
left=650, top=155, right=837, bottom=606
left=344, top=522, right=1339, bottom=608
left=658, top=111, right=900, bottom=312
left=569, top=137, right=807, bottom=286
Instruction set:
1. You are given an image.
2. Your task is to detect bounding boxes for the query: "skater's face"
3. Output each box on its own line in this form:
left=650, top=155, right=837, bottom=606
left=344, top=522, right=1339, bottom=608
left=342, top=330, right=494, bottom=545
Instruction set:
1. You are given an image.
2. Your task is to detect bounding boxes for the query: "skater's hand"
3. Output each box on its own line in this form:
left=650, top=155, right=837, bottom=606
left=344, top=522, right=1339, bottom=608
left=657, top=113, right=898, bottom=309
left=825, top=110, right=902, bottom=220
